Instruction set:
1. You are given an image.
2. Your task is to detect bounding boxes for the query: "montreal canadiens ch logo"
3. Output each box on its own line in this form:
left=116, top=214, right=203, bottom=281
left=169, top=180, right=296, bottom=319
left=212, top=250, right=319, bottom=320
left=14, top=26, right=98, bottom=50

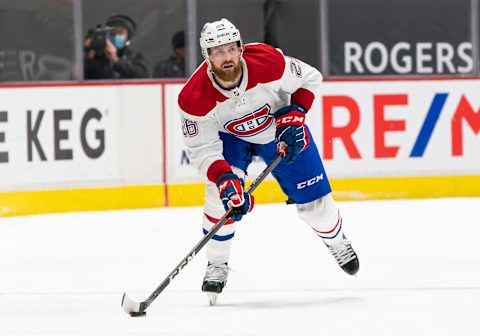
left=224, top=104, right=273, bottom=137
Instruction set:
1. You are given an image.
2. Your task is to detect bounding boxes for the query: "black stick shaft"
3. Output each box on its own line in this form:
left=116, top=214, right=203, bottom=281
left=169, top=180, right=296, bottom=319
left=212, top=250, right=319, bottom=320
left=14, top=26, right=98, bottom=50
left=138, top=153, right=283, bottom=312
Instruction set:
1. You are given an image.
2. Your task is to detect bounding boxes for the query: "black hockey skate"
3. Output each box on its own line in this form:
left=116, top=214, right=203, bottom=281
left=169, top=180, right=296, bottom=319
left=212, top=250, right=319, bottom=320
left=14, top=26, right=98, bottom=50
left=201, top=262, right=229, bottom=306
left=325, top=235, right=359, bottom=275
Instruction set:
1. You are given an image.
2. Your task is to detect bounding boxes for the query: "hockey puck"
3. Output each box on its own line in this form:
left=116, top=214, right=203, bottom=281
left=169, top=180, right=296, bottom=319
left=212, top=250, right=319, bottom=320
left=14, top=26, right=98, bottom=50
left=129, top=311, right=147, bottom=317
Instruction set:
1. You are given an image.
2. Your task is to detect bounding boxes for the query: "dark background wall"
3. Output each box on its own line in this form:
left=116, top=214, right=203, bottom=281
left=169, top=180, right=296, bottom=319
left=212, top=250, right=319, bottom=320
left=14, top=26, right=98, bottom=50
left=0, top=0, right=75, bottom=81
left=0, top=0, right=478, bottom=81
left=260, top=0, right=321, bottom=68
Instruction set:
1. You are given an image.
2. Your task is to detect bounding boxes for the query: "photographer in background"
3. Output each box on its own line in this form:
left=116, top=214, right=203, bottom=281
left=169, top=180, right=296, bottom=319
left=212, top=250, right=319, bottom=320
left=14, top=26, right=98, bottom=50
left=84, top=14, right=148, bottom=80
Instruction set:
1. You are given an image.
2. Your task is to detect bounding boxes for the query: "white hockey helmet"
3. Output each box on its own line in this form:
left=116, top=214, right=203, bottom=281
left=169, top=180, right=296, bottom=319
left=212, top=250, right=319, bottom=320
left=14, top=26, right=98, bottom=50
left=199, top=18, right=243, bottom=59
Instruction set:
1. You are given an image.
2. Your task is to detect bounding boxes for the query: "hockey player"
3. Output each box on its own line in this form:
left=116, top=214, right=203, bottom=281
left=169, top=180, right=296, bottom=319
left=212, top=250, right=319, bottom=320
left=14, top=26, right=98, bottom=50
left=178, top=18, right=359, bottom=305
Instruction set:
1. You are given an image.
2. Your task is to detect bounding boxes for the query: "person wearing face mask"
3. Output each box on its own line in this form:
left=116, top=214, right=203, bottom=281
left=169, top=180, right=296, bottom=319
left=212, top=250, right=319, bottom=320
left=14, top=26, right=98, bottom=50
left=84, top=14, right=148, bottom=80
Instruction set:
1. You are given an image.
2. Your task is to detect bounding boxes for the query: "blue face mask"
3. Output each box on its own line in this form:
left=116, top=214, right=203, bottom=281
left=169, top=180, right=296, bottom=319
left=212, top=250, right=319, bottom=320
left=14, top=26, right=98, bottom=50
left=111, top=35, right=127, bottom=49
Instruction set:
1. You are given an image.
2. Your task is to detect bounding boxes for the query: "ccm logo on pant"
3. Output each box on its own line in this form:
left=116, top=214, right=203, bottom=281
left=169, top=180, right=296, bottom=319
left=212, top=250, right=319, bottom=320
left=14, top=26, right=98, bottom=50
left=296, top=174, right=324, bottom=189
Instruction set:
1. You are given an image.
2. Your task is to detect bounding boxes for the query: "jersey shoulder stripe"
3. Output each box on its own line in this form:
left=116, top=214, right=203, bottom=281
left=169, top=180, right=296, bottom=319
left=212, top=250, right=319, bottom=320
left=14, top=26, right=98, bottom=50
left=178, top=62, right=227, bottom=117
left=178, top=43, right=286, bottom=117
left=244, top=43, right=286, bottom=90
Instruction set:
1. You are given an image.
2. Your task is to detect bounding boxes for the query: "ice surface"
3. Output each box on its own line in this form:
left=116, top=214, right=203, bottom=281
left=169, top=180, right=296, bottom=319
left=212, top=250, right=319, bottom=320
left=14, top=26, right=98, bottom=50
left=1, top=198, right=479, bottom=335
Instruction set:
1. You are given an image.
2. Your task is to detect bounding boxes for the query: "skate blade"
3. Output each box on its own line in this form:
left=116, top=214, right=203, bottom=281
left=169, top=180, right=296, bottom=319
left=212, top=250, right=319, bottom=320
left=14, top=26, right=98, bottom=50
left=206, top=292, right=218, bottom=306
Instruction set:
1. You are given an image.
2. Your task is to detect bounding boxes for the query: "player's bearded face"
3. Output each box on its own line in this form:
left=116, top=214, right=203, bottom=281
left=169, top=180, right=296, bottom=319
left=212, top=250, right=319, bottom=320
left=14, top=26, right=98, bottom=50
left=211, top=59, right=242, bottom=82
left=209, top=43, right=242, bottom=82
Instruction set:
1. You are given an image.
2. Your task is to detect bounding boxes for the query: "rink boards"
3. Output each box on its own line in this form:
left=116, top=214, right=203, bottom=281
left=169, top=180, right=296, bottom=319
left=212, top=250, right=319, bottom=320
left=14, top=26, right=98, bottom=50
left=0, top=78, right=479, bottom=216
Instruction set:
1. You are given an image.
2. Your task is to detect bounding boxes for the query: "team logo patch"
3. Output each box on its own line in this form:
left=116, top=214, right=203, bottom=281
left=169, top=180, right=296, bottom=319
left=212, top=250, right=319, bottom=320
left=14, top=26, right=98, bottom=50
left=224, top=104, right=273, bottom=137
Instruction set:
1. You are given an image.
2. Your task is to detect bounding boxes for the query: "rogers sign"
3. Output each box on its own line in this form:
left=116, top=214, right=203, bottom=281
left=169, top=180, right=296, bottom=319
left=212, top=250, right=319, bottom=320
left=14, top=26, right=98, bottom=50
left=344, top=42, right=473, bottom=75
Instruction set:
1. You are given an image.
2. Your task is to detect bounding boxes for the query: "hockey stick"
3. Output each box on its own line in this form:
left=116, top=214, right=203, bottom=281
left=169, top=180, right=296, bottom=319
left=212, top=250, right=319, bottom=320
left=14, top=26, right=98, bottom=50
left=121, top=152, right=283, bottom=316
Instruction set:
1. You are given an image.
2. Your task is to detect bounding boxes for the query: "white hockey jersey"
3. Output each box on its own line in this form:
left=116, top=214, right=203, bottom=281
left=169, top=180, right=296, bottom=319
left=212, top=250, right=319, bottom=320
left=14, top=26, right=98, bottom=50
left=178, top=43, right=323, bottom=181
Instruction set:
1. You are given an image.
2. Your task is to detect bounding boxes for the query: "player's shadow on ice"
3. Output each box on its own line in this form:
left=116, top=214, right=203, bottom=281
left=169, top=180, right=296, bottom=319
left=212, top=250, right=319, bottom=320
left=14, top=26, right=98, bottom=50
left=219, top=296, right=363, bottom=309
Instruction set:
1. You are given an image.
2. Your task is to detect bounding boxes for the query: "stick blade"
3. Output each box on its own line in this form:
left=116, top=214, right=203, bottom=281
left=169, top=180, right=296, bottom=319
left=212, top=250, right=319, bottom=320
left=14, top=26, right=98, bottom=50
left=121, top=293, right=146, bottom=317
